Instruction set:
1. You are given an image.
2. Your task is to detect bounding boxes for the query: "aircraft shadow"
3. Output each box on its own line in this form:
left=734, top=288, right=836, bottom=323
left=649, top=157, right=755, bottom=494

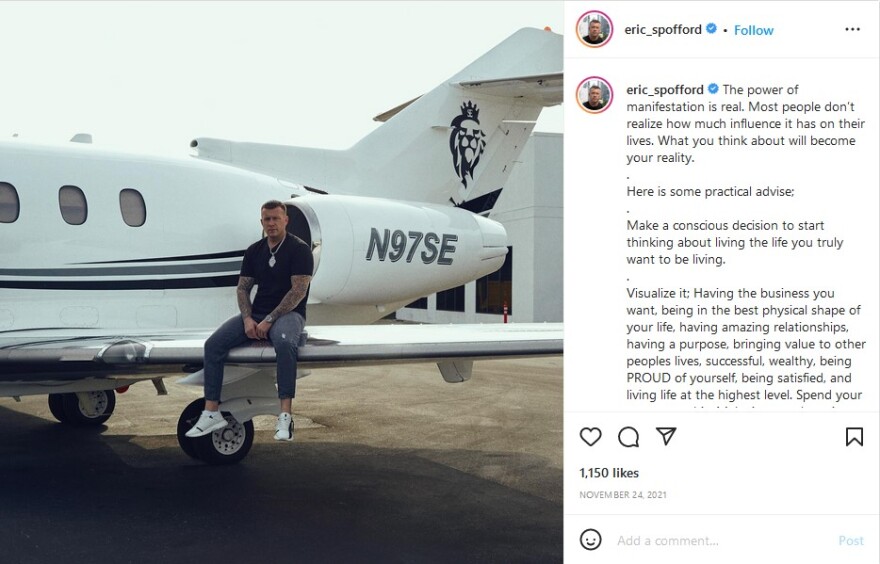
left=0, top=406, right=561, bottom=564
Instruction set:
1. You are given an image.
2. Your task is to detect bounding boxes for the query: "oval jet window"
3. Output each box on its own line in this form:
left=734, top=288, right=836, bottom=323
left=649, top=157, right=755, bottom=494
left=59, top=185, right=88, bottom=225
left=0, top=182, right=20, bottom=223
left=119, top=188, right=146, bottom=227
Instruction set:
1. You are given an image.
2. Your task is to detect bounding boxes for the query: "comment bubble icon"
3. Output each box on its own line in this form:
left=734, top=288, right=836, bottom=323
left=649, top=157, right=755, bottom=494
left=618, top=426, right=640, bottom=448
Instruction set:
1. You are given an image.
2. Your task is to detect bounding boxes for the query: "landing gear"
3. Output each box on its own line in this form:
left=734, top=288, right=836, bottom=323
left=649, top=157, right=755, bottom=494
left=176, top=398, right=254, bottom=465
left=47, top=391, right=116, bottom=426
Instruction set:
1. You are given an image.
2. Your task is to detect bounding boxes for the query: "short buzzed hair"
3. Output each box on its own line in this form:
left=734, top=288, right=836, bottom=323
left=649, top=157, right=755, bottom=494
left=261, top=200, right=287, bottom=215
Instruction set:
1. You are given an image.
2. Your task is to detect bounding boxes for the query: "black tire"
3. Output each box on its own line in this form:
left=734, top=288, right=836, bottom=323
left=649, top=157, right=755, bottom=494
left=193, top=414, right=254, bottom=466
left=176, top=399, right=206, bottom=461
left=48, top=393, right=68, bottom=423
left=60, top=390, right=116, bottom=426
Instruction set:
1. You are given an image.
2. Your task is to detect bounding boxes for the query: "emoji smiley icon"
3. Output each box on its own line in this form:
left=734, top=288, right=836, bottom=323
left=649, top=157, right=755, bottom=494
left=580, top=528, right=602, bottom=551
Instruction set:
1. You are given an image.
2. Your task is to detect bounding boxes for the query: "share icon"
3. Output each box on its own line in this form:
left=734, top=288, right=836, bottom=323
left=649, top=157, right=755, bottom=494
left=656, top=427, right=677, bottom=446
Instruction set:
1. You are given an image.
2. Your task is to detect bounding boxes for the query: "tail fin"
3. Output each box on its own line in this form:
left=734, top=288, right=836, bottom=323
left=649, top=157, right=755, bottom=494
left=191, top=28, right=561, bottom=207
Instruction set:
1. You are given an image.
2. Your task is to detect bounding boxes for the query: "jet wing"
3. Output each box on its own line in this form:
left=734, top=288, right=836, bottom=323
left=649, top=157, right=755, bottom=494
left=0, top=323, right=563, bottom=394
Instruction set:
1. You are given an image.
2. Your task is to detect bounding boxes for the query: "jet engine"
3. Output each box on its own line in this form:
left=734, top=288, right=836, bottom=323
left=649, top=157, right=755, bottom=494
left=286, top=195, right=507, bottom=305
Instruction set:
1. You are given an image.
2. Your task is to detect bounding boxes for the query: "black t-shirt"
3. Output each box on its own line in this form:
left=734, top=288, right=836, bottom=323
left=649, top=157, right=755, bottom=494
left=240, top=233, right=313, bottom=319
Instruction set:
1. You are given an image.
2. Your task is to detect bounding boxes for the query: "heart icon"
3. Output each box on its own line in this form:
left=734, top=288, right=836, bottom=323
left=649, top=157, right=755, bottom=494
left=580, top=427, right=602, bottom=446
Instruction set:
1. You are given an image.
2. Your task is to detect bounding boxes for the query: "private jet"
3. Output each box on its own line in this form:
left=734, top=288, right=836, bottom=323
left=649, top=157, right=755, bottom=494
left=0, top=28, right=563, bottom=463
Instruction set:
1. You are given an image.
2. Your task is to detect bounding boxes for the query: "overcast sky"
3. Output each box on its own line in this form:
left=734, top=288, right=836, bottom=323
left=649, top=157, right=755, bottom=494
left=0, top=1, right=562, bottom=157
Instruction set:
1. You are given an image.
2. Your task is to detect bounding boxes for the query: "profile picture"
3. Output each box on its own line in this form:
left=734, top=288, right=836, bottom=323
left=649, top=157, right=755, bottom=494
left=577, top=11, right=612, bottom=47
left=577, top=77, right=612, bottom=114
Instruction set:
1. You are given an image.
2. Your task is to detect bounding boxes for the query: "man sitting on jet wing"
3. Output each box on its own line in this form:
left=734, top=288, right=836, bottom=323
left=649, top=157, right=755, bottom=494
left=187, top=200, right=313, bottom=441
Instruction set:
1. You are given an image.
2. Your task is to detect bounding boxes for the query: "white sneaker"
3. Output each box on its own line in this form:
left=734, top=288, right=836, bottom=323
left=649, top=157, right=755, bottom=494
left=185, top=410, right=228, bottom=437
left=274, top=412, right=293, bottom=441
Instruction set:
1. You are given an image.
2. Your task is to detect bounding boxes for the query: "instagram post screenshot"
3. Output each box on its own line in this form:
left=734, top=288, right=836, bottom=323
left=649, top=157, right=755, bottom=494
left=2, top=1, right=878, bottom=562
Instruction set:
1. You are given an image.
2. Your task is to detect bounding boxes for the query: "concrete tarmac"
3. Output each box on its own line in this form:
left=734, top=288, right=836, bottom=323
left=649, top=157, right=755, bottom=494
left=0, top=357, right=562, bottom=564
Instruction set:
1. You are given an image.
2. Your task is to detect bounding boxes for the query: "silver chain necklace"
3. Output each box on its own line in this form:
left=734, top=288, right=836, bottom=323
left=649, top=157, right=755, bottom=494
left=268, top=235, right=286, bottom=268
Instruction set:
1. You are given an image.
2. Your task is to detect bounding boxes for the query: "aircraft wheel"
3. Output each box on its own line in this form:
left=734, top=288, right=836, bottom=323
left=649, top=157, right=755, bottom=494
left=176, top=399, right=254, bottom=465
left=61, top=390, right=116, bottom=426
left=176, top=399, right=206, bottom=461
left=48, top=393, right=68, bottom=423
left=194, top=414, right=254, bottom=465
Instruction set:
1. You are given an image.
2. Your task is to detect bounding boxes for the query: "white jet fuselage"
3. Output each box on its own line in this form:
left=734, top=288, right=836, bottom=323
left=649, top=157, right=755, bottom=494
left=0, top=140, right=507, bottom=332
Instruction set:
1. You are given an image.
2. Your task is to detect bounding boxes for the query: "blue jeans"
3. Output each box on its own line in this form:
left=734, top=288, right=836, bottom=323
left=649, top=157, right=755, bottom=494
left=203, top=312, right=306, bottom=402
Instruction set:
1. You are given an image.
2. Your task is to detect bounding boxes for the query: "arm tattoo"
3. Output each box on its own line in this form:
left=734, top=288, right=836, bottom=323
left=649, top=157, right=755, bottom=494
left=267, top=275, right=312, bottom=320
left=237, top=276, right=256, bottom=318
